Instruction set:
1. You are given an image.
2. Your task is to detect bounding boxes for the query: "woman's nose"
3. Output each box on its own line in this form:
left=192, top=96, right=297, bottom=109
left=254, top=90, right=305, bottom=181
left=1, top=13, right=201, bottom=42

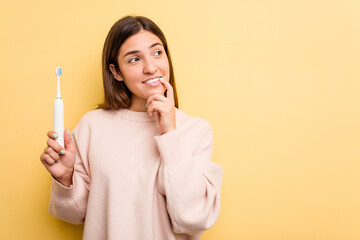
left=143, top=58, right=157, bottom=74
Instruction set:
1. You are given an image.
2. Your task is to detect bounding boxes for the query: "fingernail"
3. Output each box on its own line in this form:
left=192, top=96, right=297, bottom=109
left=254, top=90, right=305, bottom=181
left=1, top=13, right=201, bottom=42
left=145, top=103, right=148, bottom=108
left=52, top=133, right=58, bottom=138
left=67, top=128, right=70, bottom=135
left=60, top=150, right=66, bottom=155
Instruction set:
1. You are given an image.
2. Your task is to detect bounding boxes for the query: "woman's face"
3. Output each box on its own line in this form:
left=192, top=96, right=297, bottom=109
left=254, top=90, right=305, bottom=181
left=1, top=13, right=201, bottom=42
left=114, top=30, right=170, bottom=110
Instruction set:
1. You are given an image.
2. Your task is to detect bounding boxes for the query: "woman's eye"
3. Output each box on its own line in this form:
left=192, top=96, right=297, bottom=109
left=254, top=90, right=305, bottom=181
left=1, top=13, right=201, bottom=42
left=154, top=50, right=162, bottom=56
left=129, top=57, right=139, bottom=63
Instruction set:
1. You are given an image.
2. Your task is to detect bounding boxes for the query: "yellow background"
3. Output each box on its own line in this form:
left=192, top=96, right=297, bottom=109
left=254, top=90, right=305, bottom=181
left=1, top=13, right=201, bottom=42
left=1, top=0, right=359, bottom=239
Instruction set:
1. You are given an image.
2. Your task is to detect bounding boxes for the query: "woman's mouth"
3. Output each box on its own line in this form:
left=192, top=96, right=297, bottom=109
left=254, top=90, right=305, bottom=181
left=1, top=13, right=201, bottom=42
left=142, top=77, right=163, bottom=86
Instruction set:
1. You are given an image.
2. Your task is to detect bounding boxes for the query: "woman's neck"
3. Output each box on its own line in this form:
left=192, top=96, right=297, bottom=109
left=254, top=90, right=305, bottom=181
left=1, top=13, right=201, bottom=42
left=129, top=98, right=147, bottom=112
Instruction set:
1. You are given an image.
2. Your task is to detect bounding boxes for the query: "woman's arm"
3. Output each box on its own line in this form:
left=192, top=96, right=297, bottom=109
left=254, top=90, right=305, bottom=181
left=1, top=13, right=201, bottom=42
left=48, top=119, right=91, bottom=224
left=155, top=119, right=223, bottom=234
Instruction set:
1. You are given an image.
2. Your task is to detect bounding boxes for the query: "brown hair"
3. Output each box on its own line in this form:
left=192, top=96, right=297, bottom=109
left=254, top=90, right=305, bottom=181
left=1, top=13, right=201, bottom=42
left=99, top=16, right=179, bottom=110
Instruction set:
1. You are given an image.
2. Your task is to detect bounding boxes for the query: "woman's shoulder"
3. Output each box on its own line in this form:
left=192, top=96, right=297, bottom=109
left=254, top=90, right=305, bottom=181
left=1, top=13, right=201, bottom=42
left=175, top=108, right=212, bottom=132
left=77, top=109, right=118, bottom=125
left=72, top=109, right=119, bottom=135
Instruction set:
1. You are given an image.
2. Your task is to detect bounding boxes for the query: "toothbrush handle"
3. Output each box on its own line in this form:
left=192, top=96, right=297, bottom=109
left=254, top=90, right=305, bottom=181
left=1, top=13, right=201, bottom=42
left=54, top=98, right=64, bottom=148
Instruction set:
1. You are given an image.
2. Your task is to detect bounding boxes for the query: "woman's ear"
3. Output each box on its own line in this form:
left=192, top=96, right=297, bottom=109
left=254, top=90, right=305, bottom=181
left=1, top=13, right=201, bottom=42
left=109, top=64, right=124, bottom=82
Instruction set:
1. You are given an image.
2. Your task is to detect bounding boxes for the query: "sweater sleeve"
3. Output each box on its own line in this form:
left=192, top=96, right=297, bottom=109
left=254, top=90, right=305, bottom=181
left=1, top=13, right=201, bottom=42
left=154, top=119, right=223, bottom=234
left=48, top=117, right=91, bottom=225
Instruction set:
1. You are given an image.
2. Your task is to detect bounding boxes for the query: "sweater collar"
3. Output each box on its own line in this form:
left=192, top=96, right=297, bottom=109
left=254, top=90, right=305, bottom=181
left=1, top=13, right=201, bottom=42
left=118, top=108, right=158, bottom=123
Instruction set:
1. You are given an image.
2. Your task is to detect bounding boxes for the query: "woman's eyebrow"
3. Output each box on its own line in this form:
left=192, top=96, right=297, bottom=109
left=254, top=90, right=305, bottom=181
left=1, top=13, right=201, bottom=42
left=123, top=50, right=139, bottom=58
left=123, top=42, right=163, bottom=58
left=149, top=42, right=162, bottom=48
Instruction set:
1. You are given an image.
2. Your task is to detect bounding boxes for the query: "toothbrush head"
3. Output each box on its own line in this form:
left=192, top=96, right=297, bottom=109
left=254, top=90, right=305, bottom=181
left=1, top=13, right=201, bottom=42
left=56, top=67, right=62, bottom=76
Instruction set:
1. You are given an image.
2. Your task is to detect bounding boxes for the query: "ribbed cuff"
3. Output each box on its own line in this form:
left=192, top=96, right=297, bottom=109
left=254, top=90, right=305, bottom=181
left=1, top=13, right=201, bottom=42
left=51, top=172, right=75, bottom=199
left=154, top=128, right=186, bottom=168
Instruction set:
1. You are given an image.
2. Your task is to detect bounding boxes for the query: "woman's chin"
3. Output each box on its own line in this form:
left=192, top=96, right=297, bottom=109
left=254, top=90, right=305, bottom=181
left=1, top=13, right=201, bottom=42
left=145, top=87, right=166, bottom=97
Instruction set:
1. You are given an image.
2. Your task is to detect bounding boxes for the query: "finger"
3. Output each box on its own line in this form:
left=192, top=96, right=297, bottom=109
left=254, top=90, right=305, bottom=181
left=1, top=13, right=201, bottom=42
left=63, top=128, right=74, bottom=151
left=147, top=101, right=167, bottom=117
left=45, top=147, right=60, bottom=162
left=159, top=78, right=174, bottom=102
left=146, top=94, right=167, bottom=108
left=40, top=153, right=56, bottom=165
left=47, top=130, right=59, bottom=139
left=47, top=138, right=65, bottom=155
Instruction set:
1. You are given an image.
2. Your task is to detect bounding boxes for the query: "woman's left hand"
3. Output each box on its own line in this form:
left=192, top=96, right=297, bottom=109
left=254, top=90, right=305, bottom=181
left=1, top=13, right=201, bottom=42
left=147, top=78, right=176, bottom=135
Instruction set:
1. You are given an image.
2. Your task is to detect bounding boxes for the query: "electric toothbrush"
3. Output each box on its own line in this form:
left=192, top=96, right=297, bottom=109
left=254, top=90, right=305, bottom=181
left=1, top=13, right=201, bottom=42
left=54, top=67, right=64, bottom=148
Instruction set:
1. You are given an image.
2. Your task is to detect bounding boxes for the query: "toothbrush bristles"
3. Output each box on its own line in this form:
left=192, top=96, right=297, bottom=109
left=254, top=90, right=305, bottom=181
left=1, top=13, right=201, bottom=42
left=56, top=67, right=62, bottom=76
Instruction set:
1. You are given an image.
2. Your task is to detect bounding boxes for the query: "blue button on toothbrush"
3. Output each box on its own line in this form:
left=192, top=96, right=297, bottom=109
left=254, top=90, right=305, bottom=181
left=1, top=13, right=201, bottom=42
left=54, top=67, right=64, bottom=148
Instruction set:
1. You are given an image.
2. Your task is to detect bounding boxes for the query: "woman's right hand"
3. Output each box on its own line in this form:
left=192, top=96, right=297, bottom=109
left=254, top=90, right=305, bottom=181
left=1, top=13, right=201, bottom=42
left=40, top=129, right=76, bottom=187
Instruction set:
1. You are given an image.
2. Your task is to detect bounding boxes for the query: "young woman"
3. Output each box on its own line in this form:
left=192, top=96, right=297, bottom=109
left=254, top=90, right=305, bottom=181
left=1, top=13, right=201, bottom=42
left=40, top=16, right=222, bottom=240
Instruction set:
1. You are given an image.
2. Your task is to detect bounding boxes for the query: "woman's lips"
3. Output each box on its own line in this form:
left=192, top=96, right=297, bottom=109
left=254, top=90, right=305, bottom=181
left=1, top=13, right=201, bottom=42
left=143, top=77, right=163, bottom=86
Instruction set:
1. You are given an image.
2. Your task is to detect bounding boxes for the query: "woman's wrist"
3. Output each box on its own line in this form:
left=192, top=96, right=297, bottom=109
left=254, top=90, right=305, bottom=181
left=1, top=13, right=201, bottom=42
left=54, top=168, right=74, bottom=187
